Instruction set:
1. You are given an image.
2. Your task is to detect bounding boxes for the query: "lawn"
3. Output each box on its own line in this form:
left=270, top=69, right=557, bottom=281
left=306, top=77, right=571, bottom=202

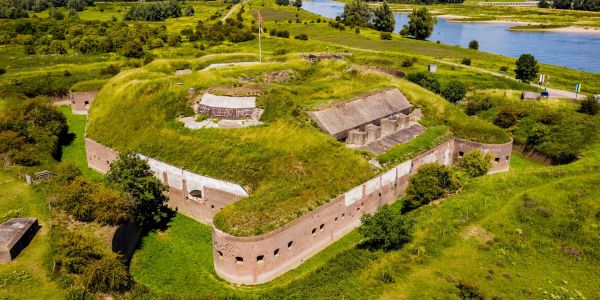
left=0, top=172, right=64, bottom=299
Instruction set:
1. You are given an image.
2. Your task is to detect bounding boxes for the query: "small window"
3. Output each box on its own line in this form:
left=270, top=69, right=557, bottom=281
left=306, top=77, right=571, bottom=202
left=378, top=192, right=382, bottom=197
left=257, top=255, right=264, bottom=264
left=319, top=224, right=325, bottom=231
left=211, top=205, right=215, bottom=210
left=217, top=251, right=223, bottom=259
left=494, top=157, right=500, bottom=163
left=288, top=241, right=293, bottom=249
left=334, top=217, right=338, bottom=223
left=459, top=151, right=464, bottom=157
left=342, top=213, right=345, bottom=219
left=312, top=228, right=317, bottom=236
left=361, top=202, right=364, bottom=207
left=506, top=156, right=510, bottom=160
left=236, top=257, right=244, bottom=265
left=274, top=248, right=280, bottom=257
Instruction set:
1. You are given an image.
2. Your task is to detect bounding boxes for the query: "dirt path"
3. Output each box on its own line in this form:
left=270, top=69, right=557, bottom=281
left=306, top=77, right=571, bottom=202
left=221, top=0, right=244, bottom=22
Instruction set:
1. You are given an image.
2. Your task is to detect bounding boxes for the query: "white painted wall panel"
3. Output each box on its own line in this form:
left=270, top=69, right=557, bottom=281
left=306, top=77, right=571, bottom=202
left=365, top=177, right=381, bottom=195
left=344, top=185, right=363, bottom=206
left=395, top=160, right=412, bottom=177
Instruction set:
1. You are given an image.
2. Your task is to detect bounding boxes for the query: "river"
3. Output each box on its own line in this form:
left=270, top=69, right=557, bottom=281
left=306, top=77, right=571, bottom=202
left=301, top=0, right=600, bottom=73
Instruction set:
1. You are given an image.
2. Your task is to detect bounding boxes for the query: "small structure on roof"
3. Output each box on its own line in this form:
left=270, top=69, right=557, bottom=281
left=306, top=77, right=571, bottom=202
left=521, top=91, right=541, bottom=100
left=175, top=69, right=192, bottom=76
left=69, top=91, right=98, bottom=115
left=196, top=93, right=258, bottom=120
left=299, top=53, right=346, bottom=62
left=0, top=218, right=39, bottom=263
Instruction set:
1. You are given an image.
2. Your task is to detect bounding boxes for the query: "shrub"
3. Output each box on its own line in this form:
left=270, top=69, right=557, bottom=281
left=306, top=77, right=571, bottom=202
left=401, top=57, right=418, bottom=67
left=441, top=81, right=466, bottom=103
left=50, top=228, right=103, bottom=275
left=100, top=64, right=120, bottom=76
left=468, top=40, right=479, bottom=50
left=458, top=150, right=492, bottom=177
left=82, top=255, right=132, bottom=293
left=355, top=27, right=360, bottom=33
left=406, top=71, right=441, bottom=93
left=122, top=39, right=144, bottom=58
left=578, top=98, right=599, bottom=115
left=380, top=32, right=392, bottom=40
left=461, top=58, right=471, bottom=65
left=276, top=30, right=290, bottom=38
left=184, top=5, right=194, bottom=16
left=359, top=205, right=414, bottom=251
left=404, top=163, right=461, bottom=210
left=464, top=96, right=494, bottom=116
left=0, top=68, right=5, bottom=75
left=499, top=66, right=509, bottom=72
left=494, top=106, right=527, bottom=128
left=294, top=33, right=308, bottom=40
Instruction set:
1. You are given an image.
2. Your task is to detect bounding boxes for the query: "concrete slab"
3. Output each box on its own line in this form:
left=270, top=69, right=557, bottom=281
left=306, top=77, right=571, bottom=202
left=0, top=218, right=39, bottom=263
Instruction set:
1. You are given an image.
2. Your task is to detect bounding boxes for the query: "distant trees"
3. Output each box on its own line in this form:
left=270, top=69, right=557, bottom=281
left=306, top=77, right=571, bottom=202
left=468, top=39, right=479, bottom=50
left=552, top=0, right=600, bottom=11
left=515, top=54, right=539, bottom=82
left=123, top=0, right=182, bottom=21
left=0, top=0, right=93, bottom=18
left=292, top=0, right=302, bottom=9
left=372, top=1, right=395, bottom=32
left=275, top=0, right=290, bottom=5
left=538, top=0, right=551, bottom=8
left=359, top=205, right=414, bottom=251
left=404, top=163, right=462, bottom=210
left=341, top=0, right=372, bottom=27
left=106, top=152, right=171, bottom=229
left=458, top=150, right=492, bottom=177
left=400, top=8, right=436, bottom=40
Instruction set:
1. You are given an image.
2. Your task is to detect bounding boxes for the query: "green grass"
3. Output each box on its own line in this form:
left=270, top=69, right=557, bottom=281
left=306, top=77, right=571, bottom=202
left=59, top=106, right=103, bottom=181
left=0, top=172, right=64, bottom=299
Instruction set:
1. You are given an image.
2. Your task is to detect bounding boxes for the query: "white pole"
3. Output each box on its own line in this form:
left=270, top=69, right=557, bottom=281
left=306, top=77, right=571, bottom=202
left=259, top=23, right=262, bottom=63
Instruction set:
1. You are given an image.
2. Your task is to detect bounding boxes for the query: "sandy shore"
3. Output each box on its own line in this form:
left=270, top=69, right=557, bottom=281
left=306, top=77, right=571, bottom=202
left=538, top=26, right=600, bottom=34
left=436, top=15, right=600, bottom=34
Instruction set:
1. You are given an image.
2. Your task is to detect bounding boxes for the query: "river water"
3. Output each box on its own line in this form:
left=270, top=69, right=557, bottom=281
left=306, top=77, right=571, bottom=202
left=301, top=0, right=600, bottom=73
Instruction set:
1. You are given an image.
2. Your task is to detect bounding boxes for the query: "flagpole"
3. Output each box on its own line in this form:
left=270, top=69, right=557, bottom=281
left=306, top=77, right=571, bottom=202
left=258, top=11, right=262, bottom=63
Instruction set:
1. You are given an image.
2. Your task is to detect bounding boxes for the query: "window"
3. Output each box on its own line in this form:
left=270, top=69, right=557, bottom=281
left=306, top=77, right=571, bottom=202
left=312, top=228, right=317, bottom=236
left=459, top=151, right=464, bottom=157
left=334, top=217, right=338, bottom=223
left=211, top=205, right=215, bottom=210
left=342, top=213, right=345, bottom=219
left=319, top=224, right=325, bottom=231
left=506, top=156, right=510, bottom=160
left=217, top=251, right=223, bottom=260
left=288, top=241, right=293, bottom=249
left=494, top=157, right=500, bottom=163
left=274, top=249, right=280, bottom=257
left=378, top=192, right=382, bottom=197
left=84, top=101, right=89, bottom=107
left=257, top=255, right=264, bottom=264
left=235, top=257, right=244, bottom=265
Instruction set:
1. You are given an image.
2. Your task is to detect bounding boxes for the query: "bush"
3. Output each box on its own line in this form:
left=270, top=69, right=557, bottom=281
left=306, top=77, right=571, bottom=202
left=184, top=5, right=194, bottom=16
left=82, top=255, right=132, bottom=293
left=458, top=150, right=492, bottom=177
left=464, top=96, right=494, bottom=116
left=276, top=30, right=290, bottom=38
left=380, top=32, right=392, bottom=40
left=461, top=58, right=471, bottom=66
left=494, top=106, right=527, bottom=128
left=404, top=163, right=461, bottom=210
left=401, top=57, right=417, bottom=67
left=359, top=205, right=414, bottom=251
left=515, top=54, right=539, bottom=82
left=499, top=66, right=509, bottom=72
left=100, top=64, right=120, bottom=76
left=122, top=39, right=144, bottom=58
left=441, top=81, right=466, bottom=103
left=578, top=98, right=599, bottom=116
left=468, top=40, right=479, bottom=50
left=294, top=33, right=308, bottom=40
left=0, top=68, right=5, bottom=75
left=406, top=71, right=441, bottom=93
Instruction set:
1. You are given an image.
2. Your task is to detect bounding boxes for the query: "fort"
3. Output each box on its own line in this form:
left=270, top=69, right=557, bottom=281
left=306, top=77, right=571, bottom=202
left=84, top=62, right=513, bottom=285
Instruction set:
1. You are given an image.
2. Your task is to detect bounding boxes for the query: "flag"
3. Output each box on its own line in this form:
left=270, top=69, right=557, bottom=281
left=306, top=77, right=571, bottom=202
left=575, top=83, right=581, bottom=93
left=257, top=11, right=263, bottom=29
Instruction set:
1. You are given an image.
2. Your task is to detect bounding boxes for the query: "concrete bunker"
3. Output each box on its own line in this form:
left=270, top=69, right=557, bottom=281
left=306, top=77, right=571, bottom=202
left=0, top=218, right=39, bottom=263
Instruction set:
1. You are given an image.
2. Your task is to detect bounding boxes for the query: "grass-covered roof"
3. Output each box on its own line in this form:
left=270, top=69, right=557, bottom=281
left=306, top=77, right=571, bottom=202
left=87, top=56, right=510, bottom=236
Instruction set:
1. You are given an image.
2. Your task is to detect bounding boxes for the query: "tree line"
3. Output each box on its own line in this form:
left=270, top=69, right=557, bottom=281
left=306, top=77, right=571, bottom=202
left=0, top=0, right=93, bottom=19
left=540, top=0, right=600, bottom=11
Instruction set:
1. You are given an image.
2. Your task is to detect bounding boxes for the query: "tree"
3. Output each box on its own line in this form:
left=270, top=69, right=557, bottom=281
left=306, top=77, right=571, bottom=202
left=538, top=0, right=551, bottom=8
left=82, top=255, right=132, bottom=293
left=404, top=163, right=462, bottom=210
left=441, top=81, right=466, bottom=103
left=292, top=0, right=302, bottom=10
left=578, top=98, right=600, bottom=115
left=372, top=1, right=395, bottom=33
left=515, top=54, right=539, bottom=82
left=341, top=0, right=372, bottom=27
left=275, top=0, right=289, bottom=5
left=401, top=7, right=436, bottom=40
left=122, top=39, right=144, bottom=58
left=359, top=205, right=414, bottom=251
left=458, top=150, right=493, bottom=177
left=468, top=39, right=479, bottom=50
left=105, top=152, right=170, bottom=229
left=406, top=71, right=441, bottom=93
left=184, top=5, right=194, bottom=16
